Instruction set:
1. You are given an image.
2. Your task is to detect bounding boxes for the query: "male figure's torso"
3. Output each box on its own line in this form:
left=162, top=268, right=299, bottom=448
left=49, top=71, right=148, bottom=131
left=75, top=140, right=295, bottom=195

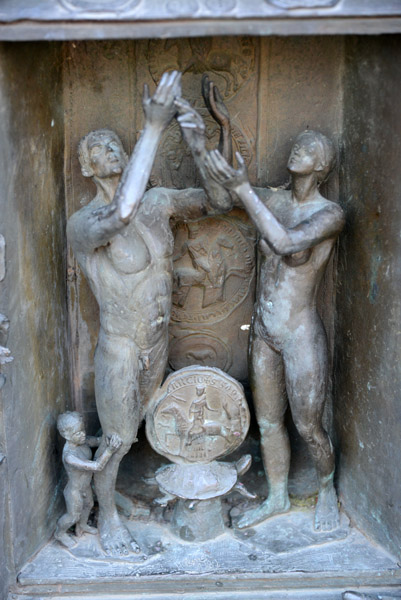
left=68, top=186, right=218, bottom=353
left=253, top=188, right=338, bottom=346
left=69, top=190, right=175, bottom=351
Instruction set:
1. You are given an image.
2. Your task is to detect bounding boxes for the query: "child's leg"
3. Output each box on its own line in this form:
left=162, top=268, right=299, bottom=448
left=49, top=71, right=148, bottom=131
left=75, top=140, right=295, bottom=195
left=54, top=512, right=80, bottom=548
left=76, top=487, right=96, bottom=536
left=54, top=488, right=83, bottom=548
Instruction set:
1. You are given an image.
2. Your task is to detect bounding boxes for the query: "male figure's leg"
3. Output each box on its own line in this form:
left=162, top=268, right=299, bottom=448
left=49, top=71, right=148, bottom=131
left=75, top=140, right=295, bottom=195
left=94, top=330, right=141, bottom=555
left=237, top=333, right=291, bottom=529
left=139, top=333, right=169, bottom=420
left=284, top=324, right=339, bottom=531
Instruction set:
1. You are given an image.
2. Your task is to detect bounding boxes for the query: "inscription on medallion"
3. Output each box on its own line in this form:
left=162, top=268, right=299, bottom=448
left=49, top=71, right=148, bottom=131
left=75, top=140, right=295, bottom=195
left=146, top=366, right=250, bottom=464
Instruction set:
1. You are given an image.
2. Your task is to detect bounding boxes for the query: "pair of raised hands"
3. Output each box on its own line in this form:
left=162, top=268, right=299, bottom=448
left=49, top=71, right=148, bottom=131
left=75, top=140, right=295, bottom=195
left=143, top=70, right=249, bottom=192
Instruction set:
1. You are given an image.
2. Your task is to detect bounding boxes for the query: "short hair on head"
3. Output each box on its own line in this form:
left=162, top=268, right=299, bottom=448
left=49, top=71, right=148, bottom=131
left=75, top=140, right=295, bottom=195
left=77, top=129, right=127, bottom=175
left=57, top=411, right=84, bottom=438
left=295, top=130, right=336, bottom=183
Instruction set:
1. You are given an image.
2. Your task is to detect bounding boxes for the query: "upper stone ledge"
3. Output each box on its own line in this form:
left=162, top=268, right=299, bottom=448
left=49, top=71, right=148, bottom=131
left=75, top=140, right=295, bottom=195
left=0, top=0, right=400, bottom=23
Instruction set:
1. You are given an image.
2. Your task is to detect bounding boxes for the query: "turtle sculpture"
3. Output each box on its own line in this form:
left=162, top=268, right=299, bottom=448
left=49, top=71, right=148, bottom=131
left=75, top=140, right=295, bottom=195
left=146, top=366, right=256, bottom=541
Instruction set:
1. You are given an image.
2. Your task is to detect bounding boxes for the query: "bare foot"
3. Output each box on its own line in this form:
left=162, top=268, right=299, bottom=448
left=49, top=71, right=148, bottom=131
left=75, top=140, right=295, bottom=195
left=237, top=494, right=290, bottom=529
left=54, top=531, right=77, bottom=549
left=314, top=483, right=340, bottom=531
left=76, top=523, right=97, bottom=536
left=98, top=512, right=140, bottom=556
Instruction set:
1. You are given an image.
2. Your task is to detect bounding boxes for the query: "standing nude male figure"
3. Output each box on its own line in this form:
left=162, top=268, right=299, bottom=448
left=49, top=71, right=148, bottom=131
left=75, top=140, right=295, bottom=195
left=205, top=131, right=345, bottom=531
left=67, top=73, right=234, bottom=555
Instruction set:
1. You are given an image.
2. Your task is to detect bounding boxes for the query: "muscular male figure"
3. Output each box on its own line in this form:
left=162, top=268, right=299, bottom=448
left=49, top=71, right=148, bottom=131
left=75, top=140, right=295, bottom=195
left=67, top=73, right=233, bottom=555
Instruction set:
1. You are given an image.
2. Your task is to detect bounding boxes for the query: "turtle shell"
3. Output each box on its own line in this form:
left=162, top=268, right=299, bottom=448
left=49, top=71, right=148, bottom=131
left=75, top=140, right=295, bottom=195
left=155, top=461, right=238, bottom=500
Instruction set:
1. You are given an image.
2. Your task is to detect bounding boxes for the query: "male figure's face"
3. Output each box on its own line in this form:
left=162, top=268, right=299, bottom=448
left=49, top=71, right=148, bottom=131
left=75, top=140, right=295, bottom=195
left=65, top=420, right=86, bottom=446
left=287, top=135, right=321, bottom=177
left=87, top=133, right=127, bottom=179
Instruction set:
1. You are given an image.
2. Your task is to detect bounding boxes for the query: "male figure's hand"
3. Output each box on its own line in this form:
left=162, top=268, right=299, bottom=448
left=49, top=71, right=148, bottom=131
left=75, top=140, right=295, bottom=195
left=175, top=97, right=206, bottom=155
left=143, top=70, right=182, bottom=129
left=202, top=74, right=230, bottom=129
left=205, top=150, right=249, bottom=192
left=105, top=433, right=123, bottom=453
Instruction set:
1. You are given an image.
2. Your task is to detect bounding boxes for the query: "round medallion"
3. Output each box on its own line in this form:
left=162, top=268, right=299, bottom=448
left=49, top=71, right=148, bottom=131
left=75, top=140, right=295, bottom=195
left=171, top=218, right=254, bottom=324
left=146, top=366, right=250, bottom=464
left=169, top=333, right=232, bottom=372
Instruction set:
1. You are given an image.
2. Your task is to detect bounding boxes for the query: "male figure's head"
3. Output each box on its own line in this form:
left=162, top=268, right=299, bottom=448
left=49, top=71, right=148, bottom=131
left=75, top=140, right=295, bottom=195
left=57, top=411, right=86, bottom=446
left=287, top=130, right=336, bottom=184
left=78, top=129, right=128, bottom=180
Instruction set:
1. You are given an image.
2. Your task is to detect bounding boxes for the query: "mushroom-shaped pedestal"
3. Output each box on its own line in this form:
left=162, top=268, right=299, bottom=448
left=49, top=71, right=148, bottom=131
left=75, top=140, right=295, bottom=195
left=146, top=366, right=254, bottom=541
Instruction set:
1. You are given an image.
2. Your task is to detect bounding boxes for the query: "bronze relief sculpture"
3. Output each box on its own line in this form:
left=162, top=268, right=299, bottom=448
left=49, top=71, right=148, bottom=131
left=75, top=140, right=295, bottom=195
left=67, top=72, right=236, bottom=555
left=145, top=365, right=254, bottom=541
left=204, top=131, right=345, bottom=531
left=54, top=412, right=122, bottom=549
left=66, top=64, right=345, bottom=560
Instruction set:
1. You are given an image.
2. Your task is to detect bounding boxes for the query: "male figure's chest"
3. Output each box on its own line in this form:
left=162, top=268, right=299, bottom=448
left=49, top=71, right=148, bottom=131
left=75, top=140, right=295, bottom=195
left=106, top=224, right=151, bottom=275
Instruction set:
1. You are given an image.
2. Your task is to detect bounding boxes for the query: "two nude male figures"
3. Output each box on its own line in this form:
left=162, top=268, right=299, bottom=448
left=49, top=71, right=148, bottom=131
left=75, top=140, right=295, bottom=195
left=67, top=69, right=344, bottom=555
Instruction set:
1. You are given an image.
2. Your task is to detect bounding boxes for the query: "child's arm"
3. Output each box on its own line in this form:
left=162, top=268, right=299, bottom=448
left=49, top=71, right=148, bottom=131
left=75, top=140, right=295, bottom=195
left=64, top=434, right=122, bottom=472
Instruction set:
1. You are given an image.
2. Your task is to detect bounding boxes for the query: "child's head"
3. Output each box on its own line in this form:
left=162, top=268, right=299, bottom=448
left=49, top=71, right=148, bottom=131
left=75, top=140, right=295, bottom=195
left=57, top=411, right=86, bottom=444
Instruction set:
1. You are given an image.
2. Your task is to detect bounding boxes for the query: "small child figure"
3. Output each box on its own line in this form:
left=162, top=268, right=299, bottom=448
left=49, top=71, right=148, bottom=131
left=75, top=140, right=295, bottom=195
left=54, top=411, right=122, bottom=549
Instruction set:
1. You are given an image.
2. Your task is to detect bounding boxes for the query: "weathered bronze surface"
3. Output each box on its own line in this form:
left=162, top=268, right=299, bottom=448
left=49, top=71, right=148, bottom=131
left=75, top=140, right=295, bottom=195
left=0, top=312, right=12, bottom=370
left=0, top=0, right=400, bottom=40
left=343, top=593, right=399, bottom=600
left=0, top=29, right=401, bottom=600
left=170, top=212, right=255, bottom=380
left=66, top=72, right=241, bottom=555
left=205, top=130, right=344, bottom=532
left=54, top=411, right=122, bottom=549
left=335, top=36, right=401, bottom=562
left=146, top=366, right=250, bottom=463
left=146, top=365, right=253, bottom=541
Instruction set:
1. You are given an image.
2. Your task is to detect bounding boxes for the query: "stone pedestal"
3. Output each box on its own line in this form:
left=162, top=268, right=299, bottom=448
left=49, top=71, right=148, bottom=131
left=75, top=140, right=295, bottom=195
left=171, top=498, right=226, bottom=542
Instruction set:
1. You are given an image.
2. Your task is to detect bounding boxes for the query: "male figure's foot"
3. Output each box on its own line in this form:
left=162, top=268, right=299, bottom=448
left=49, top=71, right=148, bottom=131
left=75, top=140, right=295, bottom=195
left=236, top=494, right=291, bottom=529
left=76, top=522, right=97, bottom=537
left=314, top=482, right=340, bottom=531
left=54, top=531, right=77, bottom=549
left=98, top=512, right=140, bottom=556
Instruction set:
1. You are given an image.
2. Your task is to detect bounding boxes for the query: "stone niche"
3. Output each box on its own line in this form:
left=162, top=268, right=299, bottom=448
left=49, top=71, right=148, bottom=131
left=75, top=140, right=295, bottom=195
left=0, top=6, right=400, bottom=600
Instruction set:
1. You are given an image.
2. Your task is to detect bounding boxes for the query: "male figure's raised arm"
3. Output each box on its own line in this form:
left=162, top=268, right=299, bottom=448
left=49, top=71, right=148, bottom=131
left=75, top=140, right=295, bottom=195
left=205, top=150, right=345, bottom=256
left=174, top=78, right=233, bottom=214
left=116, top=71, right=181, bottom=223
left=68, top=71, right=182, bottom=253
